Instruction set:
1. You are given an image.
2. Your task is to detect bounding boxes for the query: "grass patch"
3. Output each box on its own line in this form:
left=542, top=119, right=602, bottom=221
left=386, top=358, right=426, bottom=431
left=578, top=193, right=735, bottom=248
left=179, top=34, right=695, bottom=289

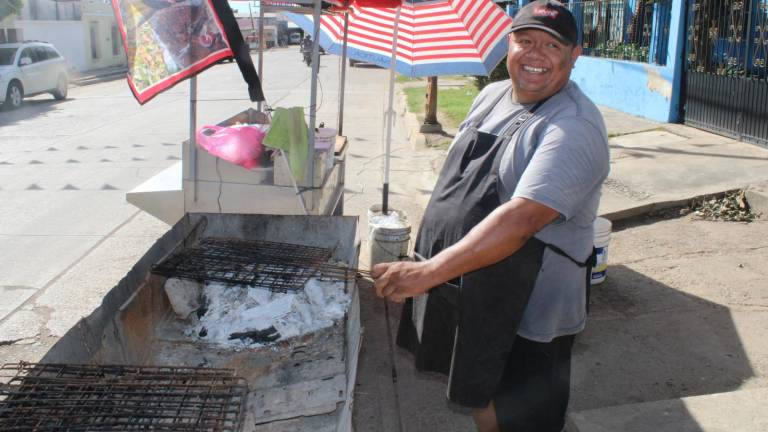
left=402, top=84, right=478, bottom=129
left=396, top=74, right=421, bottom=84
left=438, top=85, right=478, bottom=126
left=403, top=86, right=427, bottom=115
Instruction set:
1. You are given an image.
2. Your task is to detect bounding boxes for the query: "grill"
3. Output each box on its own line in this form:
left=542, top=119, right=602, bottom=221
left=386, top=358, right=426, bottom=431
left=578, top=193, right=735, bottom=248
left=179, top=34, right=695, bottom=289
left=151, top=238, right=334, bottom=292
left=0, top=362, right=248, bottom=431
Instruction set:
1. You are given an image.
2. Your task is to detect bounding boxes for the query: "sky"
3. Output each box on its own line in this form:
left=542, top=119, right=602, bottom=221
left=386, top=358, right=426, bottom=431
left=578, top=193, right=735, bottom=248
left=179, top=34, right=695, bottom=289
left=228, top=1, right=258, bottom=16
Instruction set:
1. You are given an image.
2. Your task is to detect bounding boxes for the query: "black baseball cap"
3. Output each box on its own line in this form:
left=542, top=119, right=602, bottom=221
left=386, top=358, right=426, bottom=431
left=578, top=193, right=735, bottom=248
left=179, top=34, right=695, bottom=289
left=510, top=0, right=579, bottom=46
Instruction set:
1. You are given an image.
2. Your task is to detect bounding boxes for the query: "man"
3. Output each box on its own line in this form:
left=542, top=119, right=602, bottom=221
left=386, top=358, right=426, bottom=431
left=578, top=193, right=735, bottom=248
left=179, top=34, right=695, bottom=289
left=300, top=35, right=312, bottom=51
left=371, top=1, right=610, bottom=431
left=300, top=35, right=315, bottom=66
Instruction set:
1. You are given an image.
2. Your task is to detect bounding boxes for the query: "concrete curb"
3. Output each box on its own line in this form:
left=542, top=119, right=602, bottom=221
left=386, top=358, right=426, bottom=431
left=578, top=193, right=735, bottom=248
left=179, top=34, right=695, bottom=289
left=72, top=70, right=128, bottom=87
left=599, top=188, right=745, bottom=222
left=393, top=83, right=428, bottom=151
left=745, top=181, right=768, bottom=220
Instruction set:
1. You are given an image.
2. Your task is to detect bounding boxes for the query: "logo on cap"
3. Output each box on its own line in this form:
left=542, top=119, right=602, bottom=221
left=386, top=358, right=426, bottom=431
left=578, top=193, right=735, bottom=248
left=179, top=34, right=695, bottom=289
left=533, top=6, right=559, bottom=18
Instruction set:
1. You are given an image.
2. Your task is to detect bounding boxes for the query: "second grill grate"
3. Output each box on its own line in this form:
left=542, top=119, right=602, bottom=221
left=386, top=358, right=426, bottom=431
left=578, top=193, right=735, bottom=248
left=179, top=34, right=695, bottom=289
left=0, top=362, right=248, bottom=431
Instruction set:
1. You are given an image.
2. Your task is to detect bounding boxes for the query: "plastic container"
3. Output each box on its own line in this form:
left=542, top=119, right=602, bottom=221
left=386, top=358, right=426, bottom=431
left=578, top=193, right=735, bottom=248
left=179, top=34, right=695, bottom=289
left=314, top=127, right=337, bottom=150
left=591, top=217, right=612, bottom=285
left=367, top=204, right=411, bottom=267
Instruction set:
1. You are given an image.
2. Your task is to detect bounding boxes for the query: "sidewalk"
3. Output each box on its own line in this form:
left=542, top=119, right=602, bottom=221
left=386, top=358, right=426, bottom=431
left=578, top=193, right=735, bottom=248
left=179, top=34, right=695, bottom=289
left=350, top=76, right=768, bottom=432
left=71, top=65, right=128, bottom=87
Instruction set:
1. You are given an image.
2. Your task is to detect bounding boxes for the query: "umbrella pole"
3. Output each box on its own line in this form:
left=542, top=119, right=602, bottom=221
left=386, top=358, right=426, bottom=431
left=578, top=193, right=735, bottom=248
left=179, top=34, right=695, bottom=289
left=382, top=5, right=401, bottom=215
left=307, top=0, right=322, bottom=188
left=257, top=0, right=264, bottom=112
left=337, top=11, right=350, bottom=135
left=189, top=76, right=198, bottom=203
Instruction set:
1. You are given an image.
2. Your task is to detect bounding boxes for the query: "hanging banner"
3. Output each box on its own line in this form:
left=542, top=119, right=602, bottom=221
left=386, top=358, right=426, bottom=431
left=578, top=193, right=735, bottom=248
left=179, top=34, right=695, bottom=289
left=112, top=0, right=234, bottom=105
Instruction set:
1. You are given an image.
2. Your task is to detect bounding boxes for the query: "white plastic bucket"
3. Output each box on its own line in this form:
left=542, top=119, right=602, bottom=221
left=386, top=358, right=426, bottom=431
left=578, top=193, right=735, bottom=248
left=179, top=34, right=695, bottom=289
left=591, top=217, right=612, bottom=285
left=367, top=204, right=411, bottom=267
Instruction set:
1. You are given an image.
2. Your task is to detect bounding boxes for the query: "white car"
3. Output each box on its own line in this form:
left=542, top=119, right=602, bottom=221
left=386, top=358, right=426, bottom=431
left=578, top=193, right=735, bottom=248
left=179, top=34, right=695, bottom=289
left=0, top=41, right=69, bottom=110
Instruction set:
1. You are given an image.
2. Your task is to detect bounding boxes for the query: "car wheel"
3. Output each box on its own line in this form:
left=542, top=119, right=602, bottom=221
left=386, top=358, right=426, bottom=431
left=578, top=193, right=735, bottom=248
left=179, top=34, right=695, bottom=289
left=3, top=81, right=23, bottom=110
left=53, top=75, right=68, bottom=100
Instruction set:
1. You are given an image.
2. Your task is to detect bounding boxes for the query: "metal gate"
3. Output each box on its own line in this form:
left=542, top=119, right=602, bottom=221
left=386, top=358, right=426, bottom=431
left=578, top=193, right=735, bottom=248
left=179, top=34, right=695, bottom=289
left=682, top=0, right=768, bottom=147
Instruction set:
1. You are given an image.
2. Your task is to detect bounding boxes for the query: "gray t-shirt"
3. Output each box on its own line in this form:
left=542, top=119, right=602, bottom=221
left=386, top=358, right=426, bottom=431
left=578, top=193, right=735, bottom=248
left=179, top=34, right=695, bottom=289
left=458, top=79, right=610, bottom=342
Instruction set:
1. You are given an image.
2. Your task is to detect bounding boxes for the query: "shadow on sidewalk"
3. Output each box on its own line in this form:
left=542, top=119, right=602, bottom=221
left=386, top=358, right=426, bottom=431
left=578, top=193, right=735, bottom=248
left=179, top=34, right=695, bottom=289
left=571, top=264, right=752, bottom=413
left=0, top=99, right=70, bottom=127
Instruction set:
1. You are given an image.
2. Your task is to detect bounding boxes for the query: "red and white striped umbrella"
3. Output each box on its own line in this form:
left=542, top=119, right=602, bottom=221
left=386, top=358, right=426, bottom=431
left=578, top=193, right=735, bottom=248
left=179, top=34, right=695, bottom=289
left=287, top=0, right=513, bottom=77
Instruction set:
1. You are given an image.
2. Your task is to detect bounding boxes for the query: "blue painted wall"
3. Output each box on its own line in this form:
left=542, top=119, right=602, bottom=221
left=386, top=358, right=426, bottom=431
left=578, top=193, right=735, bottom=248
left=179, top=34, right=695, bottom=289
left=567, top=0, right=687, bottom=123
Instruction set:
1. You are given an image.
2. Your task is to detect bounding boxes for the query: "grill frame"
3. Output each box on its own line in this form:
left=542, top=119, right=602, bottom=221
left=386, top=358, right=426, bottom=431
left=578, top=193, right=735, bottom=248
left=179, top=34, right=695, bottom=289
left=0, top=362, right=248, bottom=431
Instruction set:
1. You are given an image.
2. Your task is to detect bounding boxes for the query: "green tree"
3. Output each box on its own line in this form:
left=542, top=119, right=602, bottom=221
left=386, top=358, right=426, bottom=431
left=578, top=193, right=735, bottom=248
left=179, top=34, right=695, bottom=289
left=0, top=0, right=24, bottom=22
left=474, top=57, right=509, bottom=91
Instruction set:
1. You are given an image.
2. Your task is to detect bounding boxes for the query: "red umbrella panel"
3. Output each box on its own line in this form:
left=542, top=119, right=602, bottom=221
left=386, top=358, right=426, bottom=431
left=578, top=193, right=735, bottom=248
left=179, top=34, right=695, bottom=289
left=286, top=0, right=513, bottom=77
left=112, top=0, right=234, bottom=105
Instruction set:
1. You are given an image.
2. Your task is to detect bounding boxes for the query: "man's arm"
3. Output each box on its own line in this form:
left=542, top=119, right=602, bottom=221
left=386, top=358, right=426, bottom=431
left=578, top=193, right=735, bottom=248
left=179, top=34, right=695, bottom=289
left=372, top=197, right=558, bottom=302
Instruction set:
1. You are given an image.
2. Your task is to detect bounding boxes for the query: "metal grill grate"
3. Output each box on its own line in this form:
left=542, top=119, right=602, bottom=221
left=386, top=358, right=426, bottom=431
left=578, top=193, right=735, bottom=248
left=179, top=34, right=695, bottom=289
left=0, top=363, right=247, bottom=431
left=151, top=238, right=334, bottom=292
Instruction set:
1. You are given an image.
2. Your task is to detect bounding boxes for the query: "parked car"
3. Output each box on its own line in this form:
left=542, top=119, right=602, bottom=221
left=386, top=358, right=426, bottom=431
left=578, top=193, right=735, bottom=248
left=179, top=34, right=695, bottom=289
left=0, top=41, right=70, bottom=110
left=289, top=33, right=302, bottom=45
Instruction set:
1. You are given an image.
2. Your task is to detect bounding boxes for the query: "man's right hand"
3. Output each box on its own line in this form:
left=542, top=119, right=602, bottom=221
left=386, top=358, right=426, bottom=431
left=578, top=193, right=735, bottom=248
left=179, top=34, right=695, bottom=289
left=371, top=260, right=438, bottom=303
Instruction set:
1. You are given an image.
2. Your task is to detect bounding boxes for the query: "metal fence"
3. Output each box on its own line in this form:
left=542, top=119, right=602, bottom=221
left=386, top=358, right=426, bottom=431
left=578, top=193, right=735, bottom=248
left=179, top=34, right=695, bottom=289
left=568, top=0, right=672, bottom=65
left=686, top=0, right=768, bottom=79
left=682, top=0, right=768, bottom=147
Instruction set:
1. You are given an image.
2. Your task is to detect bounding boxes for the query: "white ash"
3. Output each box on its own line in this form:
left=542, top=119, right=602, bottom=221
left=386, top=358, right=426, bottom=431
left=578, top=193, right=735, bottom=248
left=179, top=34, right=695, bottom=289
left=186, top=278, right=350, bottom=348
left=370, top=210, right=407, bottom=229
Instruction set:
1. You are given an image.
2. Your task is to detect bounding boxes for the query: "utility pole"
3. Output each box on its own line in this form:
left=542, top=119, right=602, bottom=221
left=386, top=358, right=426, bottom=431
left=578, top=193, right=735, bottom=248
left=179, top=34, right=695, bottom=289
left=248, top=2, right=256, bottom=47
left=420, top=76, right=442, bottom=133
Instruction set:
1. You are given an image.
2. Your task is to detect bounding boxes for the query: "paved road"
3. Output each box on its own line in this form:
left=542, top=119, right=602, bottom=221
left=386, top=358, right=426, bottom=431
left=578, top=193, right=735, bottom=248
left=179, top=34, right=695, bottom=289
left=0, top=47, right=381, bottom=360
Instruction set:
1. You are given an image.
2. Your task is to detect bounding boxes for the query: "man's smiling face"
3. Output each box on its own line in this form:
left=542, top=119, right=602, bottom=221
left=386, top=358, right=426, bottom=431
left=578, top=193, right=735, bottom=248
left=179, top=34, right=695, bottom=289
left=506, top=29, right=581, bottom=104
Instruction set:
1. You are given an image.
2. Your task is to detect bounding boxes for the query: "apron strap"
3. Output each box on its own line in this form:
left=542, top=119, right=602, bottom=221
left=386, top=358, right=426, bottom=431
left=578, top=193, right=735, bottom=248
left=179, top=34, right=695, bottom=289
left=543, top=243, right=596, bottom=268
left=544, top=243, right=598, bottom=313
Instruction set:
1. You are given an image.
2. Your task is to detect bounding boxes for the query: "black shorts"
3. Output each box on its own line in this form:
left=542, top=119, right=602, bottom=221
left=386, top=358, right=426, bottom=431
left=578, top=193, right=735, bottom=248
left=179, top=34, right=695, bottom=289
left=493, top=334, right=576, bottom=432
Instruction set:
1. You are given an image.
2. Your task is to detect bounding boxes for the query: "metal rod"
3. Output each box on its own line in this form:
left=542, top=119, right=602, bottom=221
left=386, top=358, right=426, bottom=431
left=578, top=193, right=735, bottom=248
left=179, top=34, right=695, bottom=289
left=337, top=11, right=350, bottom=135
left=258, top=0, right=265, bottom=112
left=307, top=0, right=323, bottom=189
left=189, top=76, right=198, bottom=203
left=280, top=150, right=310, bottom=215
left=382, top=5, right=402, bottom=214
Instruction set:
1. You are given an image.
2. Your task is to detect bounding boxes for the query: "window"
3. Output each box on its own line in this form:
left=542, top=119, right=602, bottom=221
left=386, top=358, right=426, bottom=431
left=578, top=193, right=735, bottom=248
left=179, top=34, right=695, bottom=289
left=33, top=46, right=49, bottom=61
left=90, top=22, right=100, bottom=60
left=7, top=29, right=20, bottom=43
left=1, top=29, right=21, bottom=43
left=0, top=47, right=18, bottom=66
left=19, top=47, right=38, bottom=65
left=45, top=47, right=60, bottom=59
left=111, top=25, right=121, bottom=56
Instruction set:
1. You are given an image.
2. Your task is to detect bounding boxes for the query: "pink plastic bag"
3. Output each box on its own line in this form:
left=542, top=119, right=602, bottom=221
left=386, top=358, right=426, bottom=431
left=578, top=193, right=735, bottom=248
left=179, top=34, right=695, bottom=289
left=196, top=125, right=266, bottom=169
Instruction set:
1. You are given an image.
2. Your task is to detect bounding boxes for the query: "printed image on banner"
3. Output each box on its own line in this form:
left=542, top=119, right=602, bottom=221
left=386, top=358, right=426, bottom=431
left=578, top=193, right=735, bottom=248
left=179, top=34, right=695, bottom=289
left=113, top=0, right=234, bottom=104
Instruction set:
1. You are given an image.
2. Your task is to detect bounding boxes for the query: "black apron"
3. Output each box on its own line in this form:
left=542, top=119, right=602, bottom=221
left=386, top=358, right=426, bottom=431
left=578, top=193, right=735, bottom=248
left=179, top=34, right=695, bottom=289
left=396, top=94, right=595, bottom=408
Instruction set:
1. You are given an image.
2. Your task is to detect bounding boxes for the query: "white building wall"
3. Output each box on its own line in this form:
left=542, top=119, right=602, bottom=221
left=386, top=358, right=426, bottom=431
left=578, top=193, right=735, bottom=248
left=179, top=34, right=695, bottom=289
left=17, top=21, right=87, bottom=71
left=81, top=2, right=126, bottom=70
left=15, top=1, right=126, bottom=73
